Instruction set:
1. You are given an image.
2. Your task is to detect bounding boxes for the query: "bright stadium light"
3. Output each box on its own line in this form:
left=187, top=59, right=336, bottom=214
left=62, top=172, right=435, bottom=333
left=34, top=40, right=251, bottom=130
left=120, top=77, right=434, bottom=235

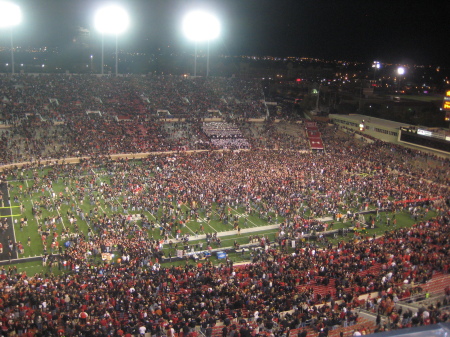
left=94, top=5, right=129, bottom=76
left=0, top=1, right=22, bottom=75
left=183, top=11, right=220, bottom=42
left=182, top=10, right=220, bottom=76
left=0, top=1, right=21, bottom=28
left=397, top=67, right=405, bottom=93
left=372, top=61, right=381, bottom=83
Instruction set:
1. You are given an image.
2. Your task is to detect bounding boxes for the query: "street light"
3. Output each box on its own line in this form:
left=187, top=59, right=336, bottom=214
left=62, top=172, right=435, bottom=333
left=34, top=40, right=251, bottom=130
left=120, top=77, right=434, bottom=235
left=0, top=1, right=22, bottom=75
left=182, top=10, right=220, bottom=77
left=94, top=5, right=129, bottom=76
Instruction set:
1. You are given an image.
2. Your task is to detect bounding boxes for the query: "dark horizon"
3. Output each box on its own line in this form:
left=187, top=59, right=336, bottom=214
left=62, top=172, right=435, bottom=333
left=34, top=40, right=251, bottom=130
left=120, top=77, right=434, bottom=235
left=1, top=0, right=450, bottom=66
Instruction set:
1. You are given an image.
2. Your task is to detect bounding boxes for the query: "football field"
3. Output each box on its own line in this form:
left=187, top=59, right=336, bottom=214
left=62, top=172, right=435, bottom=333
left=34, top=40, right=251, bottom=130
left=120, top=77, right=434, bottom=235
left=0, top=160, right=436, bottom=276
left=1, top=163, right=282, bottom=265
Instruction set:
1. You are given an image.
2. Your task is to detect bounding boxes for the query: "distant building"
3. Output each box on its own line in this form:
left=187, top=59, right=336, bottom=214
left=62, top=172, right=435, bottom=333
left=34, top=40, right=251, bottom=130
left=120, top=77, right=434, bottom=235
left=330, top=114, right=403, bottom=142
left=329, top=113, right=450, bottom=157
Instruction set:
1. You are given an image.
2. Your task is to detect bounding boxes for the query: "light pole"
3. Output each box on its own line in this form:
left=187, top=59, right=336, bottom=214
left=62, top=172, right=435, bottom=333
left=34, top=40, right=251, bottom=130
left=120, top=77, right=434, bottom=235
left=372, top=61, right=380, bottom=82
left=182, top=10, right=220, bottom=77
left=94, top=5, right=129, bottom=76
left=0, top=1, right=22, bottom=75
left=397, top=66, right=405, bottom=93
left=101, top=34, right=104, bottom=75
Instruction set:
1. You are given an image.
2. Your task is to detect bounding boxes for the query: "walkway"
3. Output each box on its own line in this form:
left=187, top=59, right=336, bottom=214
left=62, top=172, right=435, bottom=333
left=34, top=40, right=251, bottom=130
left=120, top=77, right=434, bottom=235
left=171, top=215, right=335, bottom=244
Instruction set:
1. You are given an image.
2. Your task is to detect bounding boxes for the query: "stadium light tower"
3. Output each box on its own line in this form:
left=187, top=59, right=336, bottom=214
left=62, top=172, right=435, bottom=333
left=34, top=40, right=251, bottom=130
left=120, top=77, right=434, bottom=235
left=0, top=1, right=22, bottom=75
left=182, top=10, right=220, bottom=77
left=397, top=66, right=405, bottom=92
left=94, top=5, right=129, bottom=76
left=372, top=61, right=381, bottom=82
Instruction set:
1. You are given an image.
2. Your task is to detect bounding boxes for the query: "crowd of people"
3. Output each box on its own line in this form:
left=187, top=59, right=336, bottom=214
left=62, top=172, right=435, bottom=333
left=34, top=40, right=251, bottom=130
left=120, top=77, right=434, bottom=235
left=0, top=74, right=270, bottom=164
left=0, top=213, right=449, bottom=337
left=0, top=74, right=450, bottom=337
left=0, top=146, right=448, bottom=336
left=0, top=206, right=449, bottom=337
left=0, top=75, right=266, bottom=123
left=202, top=122, right=250, bottom=150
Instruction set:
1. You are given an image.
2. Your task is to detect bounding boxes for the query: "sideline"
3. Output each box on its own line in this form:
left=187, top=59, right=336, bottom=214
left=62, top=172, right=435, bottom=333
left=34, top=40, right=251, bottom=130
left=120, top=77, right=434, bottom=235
left=0, top=182, right=17, bottom=261
left=0, top=148, right=311, bottom=173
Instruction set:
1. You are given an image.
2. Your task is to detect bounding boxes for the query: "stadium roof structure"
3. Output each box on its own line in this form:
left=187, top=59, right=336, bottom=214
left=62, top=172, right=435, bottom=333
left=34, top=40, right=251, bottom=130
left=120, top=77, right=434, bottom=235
left=330, top=114, right=409, bottom=130
left=331, top=114, right=450, bottom=137
left=366, top=323, right=450, bottom=337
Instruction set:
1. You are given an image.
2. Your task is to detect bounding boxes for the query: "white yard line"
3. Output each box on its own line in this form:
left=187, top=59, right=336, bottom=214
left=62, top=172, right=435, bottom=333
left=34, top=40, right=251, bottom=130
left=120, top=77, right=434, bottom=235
left=182, top=204, right=218, bottom=234
left=5, top=182, right=17, bottom=246
left=228, top=205, right=259, bottom=227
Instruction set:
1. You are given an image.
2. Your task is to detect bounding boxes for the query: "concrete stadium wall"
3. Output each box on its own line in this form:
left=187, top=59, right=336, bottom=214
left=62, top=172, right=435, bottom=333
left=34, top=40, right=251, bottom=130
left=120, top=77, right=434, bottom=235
left=0, top=149, right=255, bottom=172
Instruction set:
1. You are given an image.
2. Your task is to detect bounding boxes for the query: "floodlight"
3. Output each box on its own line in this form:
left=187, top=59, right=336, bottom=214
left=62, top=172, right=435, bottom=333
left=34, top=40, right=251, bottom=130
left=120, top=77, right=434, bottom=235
left=397, top=67, right=405, bottom=75
left=182, top=11, right=220, bottom=42
left=0, top=1, right=21, bottom=75
left=182, top=10, right=220, bottom=76
left=0, top=1, right=22, bottom=28
left=94, top=5, right=129, bottom=35
left=94, top=5, right=129, bottom=76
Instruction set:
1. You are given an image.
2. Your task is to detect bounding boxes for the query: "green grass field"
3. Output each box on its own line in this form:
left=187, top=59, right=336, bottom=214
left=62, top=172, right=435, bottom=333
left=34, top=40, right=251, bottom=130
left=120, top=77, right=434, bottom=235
left=2, top=161, right=437, bottom=276
left=5, top=164, right=280, bottom=264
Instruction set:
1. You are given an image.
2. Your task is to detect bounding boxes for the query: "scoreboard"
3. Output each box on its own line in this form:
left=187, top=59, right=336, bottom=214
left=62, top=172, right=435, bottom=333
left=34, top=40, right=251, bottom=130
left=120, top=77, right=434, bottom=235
left=444, top=90, right=450, bottom=122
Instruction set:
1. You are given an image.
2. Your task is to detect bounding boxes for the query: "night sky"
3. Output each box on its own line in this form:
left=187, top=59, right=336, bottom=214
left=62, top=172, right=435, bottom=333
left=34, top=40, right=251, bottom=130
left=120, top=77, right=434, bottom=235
left=4, top=0, right=450, bottom=66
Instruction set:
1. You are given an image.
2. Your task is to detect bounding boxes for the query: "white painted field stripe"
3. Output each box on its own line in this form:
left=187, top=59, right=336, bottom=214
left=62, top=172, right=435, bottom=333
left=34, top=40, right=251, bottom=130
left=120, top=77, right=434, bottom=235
left=227, top=205, right=259, bottom=227
left=5, top=182, right=17, bottom=249
left=182, top=204, right=217, bottom=234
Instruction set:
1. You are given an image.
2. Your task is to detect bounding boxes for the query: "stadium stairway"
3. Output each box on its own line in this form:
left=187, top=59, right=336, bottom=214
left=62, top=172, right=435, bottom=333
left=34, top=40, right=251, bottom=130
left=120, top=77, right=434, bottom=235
left=304, top=121, right=325, bottom=151
left=421, top=272, right=450, bottom=295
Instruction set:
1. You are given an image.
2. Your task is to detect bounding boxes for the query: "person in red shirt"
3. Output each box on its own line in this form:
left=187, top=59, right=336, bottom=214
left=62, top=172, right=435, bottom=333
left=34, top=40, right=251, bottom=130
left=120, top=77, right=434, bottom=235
left=79, top=311, right=88, bottom=324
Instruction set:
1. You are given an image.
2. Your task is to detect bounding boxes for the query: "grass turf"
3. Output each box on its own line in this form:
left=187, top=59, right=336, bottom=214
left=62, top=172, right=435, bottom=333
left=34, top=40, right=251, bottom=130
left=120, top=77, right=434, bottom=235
left=2, top=162, right=437, bottom=275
